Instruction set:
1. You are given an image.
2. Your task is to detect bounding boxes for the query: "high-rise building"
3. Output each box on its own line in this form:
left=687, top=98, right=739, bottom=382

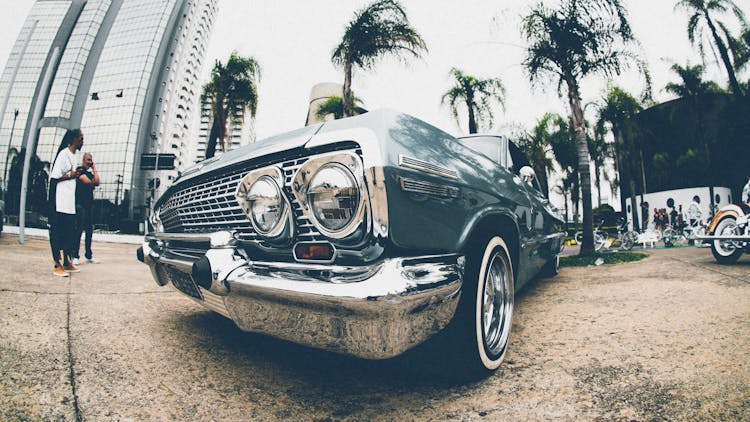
left=0, top=0, right=217, bottom=227
left=193, top=96, right=255, bottom=164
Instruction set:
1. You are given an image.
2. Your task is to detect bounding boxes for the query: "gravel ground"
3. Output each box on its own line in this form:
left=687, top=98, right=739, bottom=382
left=1, top=234, right=748, bottom=421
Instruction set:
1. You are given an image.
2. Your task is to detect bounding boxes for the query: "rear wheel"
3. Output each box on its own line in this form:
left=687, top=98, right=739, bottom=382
left=711, top=216, right=743, bottom=264
left=594, top=232, right=607, bottom=252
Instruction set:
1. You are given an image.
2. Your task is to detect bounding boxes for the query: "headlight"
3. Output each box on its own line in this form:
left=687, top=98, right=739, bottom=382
left=307, top=163, right=360, bottom=234
left=247, top=176, right=285, bottom=235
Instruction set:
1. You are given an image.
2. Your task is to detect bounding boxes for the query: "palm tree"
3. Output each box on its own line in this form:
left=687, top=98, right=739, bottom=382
left=588, top=123, right=611, bottom=208
left=675, top=0, right=746, bottom=95
left=201, top=51, right=261, bottom=159
left=332, top=0, right=427, bottom=117
left=314, top=95, right=366, bottom=121
left=521, top=0, right=648, bottom=254
left=440, top=67, right=506, bottom=134
left=664, top=62, right=724, bottom=97
left=595, top=86, right=644, bottom=230
left=546, top=115, right=581, bottom=223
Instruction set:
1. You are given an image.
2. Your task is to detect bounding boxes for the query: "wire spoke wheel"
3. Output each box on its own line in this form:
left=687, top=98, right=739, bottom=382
left=711, top=216, right=742, bottom=264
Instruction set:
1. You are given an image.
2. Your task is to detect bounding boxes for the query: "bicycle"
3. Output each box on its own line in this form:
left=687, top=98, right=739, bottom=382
left=574, top=220, right=609, bottom=252
left=612, top=218, right=638, bottom=251
left=663, top=219, right=708, bottom=247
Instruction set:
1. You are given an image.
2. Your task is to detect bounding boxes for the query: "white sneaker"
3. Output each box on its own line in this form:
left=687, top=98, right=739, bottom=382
left=86, top=258, right=99, bottom=264
left=72, top=258, right=80, bottom=265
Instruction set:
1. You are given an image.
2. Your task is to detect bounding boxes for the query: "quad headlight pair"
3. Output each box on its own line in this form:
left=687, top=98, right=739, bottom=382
left=235, top=152, right=366, bottom=242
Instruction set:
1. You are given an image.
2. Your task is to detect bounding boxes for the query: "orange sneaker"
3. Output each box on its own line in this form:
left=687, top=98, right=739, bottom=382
left=54, top=264, right=69, bottom=277
left=63, top=263, right=80, bottom=273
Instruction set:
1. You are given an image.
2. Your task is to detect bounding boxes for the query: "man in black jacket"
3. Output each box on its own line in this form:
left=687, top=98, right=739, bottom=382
left=73, top=152, right=100, bottom=265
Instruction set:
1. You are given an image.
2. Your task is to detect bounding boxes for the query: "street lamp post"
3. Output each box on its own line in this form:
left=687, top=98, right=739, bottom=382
left=2, top=108, right=19, bottom=199
left=115, top=174, right=122, bottom=207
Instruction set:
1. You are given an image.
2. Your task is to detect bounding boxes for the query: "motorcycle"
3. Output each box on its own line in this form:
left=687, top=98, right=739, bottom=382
left=698, top=203, right=750, bottom=264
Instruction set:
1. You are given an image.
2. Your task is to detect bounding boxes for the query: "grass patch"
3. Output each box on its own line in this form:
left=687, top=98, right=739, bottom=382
left=561, top=251, right=648, bottom=267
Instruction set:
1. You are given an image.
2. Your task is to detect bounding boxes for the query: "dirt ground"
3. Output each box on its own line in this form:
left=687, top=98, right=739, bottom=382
left=0, top=234, right=748, bottom=421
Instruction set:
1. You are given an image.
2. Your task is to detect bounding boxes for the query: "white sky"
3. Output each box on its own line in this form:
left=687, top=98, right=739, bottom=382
left=0, top=0, right=745, bottom=140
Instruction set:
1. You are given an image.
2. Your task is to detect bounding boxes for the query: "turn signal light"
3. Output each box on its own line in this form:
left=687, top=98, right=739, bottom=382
left=294, top=242, right=335, bottom=262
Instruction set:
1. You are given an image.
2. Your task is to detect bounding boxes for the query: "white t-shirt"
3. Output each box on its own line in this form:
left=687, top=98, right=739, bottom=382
left=50, top=148, right=78, bottom=214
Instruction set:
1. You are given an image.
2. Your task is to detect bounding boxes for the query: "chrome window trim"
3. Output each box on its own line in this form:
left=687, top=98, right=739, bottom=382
left=292, top=151, right=370, bottom=240
left=235, top=166, right=294, bottom=239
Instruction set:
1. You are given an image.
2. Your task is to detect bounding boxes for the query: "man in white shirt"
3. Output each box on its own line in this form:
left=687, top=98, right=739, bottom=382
left=49, top=129, right=84, bottom=276
left=738, top=176, right=750, bottom=216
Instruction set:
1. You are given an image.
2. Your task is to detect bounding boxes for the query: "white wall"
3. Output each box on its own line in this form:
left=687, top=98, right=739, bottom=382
left=622, top=186, right=732, bottom=230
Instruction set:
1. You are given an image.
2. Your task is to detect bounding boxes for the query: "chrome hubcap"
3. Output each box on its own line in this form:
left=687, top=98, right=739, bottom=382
left=482, top=252, right=512, bottom=355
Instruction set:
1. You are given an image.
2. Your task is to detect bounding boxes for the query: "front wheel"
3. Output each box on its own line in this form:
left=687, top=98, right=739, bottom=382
left=621, top=231, right=637, bottom=251
left=444, top=235, right=515, bottom=376
left=711, top=216, right=743, bottom=264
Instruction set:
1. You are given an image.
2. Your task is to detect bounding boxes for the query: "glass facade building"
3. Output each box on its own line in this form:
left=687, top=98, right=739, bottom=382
left=0, top=0, right=217, bottom=228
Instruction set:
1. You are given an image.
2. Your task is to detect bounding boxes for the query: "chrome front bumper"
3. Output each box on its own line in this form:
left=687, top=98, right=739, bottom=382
left=138, top=232, right=464, bottom=359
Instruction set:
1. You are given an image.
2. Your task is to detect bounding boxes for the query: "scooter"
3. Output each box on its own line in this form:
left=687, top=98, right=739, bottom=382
left=697, top=203, right=750, bottom=264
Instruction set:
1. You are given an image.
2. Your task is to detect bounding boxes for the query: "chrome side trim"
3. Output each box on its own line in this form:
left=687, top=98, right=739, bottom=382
left=399, top=154, right=459, bottom=180
left=400, top=177, right=460, bottom=198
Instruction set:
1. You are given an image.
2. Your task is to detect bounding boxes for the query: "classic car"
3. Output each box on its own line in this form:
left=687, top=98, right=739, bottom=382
left=137, top=109, right=565, bottom=375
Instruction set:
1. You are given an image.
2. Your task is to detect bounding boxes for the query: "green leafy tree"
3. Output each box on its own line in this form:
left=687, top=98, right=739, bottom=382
left=594, top=86, right=645, bottom=230
left=201, top=51, right=261, bottom=159
left=332, top=0, right=427, bottom=117
left=664, top=62, right=724, bottom=97
left=588, top=123, right=611, bottom=208
left=314, top=95, right=366, bottom=121
left=440, top=67, right=506, bottom=134
left=521, top=0, right=648, bottom=254
left=5, top=148, right=49, bottom=216
left=675, top=0, right=746, bottom=95
left=516, top=115, right=557, bottom=197
left=546, top=115, right=581, bottom=223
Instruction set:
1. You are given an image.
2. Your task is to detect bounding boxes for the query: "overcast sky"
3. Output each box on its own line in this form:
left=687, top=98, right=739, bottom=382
left=1, top=0, right=746, bottom=141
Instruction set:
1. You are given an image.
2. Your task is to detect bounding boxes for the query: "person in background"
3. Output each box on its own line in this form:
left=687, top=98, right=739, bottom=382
left=686, top=195, right=703, bottom=246
left=73, top=152, right=100, bottom=265
left=49, top=129, right=84, bottom=276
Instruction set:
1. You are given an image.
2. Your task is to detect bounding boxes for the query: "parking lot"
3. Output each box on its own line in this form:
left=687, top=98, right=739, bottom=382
left=1, top=233, right=748, bottom=420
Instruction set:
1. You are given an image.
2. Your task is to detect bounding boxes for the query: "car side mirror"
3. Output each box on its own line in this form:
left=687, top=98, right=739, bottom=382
left=519, top=166, right=535, bottom=186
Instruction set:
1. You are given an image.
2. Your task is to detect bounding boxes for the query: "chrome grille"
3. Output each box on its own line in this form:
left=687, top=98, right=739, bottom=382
left=157, top=148, right=361, bottom=242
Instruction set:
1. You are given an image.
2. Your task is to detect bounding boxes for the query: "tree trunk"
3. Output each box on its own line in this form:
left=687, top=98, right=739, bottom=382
left=466, top=92, right=477, bottom=134
left=205, top=119, right=220, bottom=159
left=630, top=179, right=640, bottom=232
left=594, top=160, right=602, bottom=208
left=566, top=77, right=594, bottom=255
left=613, top=128, right=629, bottom=224
left=704, top=11, right=743, bottom=96
left=342, top=61, right=353, bottom=117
